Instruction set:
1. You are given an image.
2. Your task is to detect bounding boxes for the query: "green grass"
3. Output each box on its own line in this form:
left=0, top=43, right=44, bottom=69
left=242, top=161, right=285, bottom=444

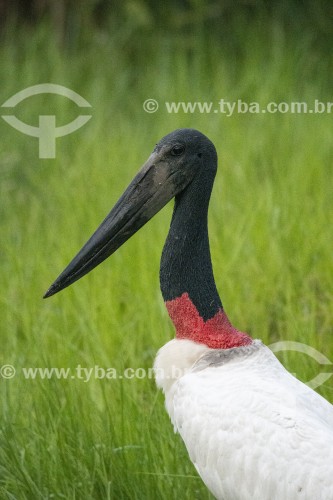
left=0, top=19, right=332, bottom=499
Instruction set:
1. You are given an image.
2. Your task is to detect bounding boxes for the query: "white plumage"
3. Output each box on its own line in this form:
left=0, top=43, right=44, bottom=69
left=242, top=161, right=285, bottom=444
left=155, top=339, right=333, bottom=500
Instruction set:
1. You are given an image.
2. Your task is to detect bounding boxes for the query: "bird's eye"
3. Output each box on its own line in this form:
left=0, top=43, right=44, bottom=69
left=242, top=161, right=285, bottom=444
left=170, top=144, right=185, bottom=156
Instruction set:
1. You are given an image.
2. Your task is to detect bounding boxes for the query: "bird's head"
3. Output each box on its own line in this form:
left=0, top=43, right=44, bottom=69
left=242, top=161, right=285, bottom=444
left=44, top=128, right=217, bottom=298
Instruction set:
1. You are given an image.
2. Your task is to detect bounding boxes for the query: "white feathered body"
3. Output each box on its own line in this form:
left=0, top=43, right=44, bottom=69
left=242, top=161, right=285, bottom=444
left=154, top=339, right=333, bottom=500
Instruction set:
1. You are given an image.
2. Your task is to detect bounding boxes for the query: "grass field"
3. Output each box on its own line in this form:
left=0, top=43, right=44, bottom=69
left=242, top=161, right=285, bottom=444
left=0, top=19, right=332, bottom=499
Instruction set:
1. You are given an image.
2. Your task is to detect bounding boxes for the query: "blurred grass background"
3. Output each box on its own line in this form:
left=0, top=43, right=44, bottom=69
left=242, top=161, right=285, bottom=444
left=0, top=1, right=332, bottom=498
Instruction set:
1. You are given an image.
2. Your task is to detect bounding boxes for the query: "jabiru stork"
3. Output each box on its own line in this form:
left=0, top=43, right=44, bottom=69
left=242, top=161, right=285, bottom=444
left=44, top=129, right=333, bottom=500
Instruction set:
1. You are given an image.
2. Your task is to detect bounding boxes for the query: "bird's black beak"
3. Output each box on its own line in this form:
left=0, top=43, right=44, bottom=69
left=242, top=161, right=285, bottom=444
left=44, top=151, right=192, bottom=298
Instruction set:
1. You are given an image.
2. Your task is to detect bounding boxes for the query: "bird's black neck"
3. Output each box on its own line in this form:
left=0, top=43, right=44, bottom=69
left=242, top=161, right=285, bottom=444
left=160, top=169, right=222, bottom=321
